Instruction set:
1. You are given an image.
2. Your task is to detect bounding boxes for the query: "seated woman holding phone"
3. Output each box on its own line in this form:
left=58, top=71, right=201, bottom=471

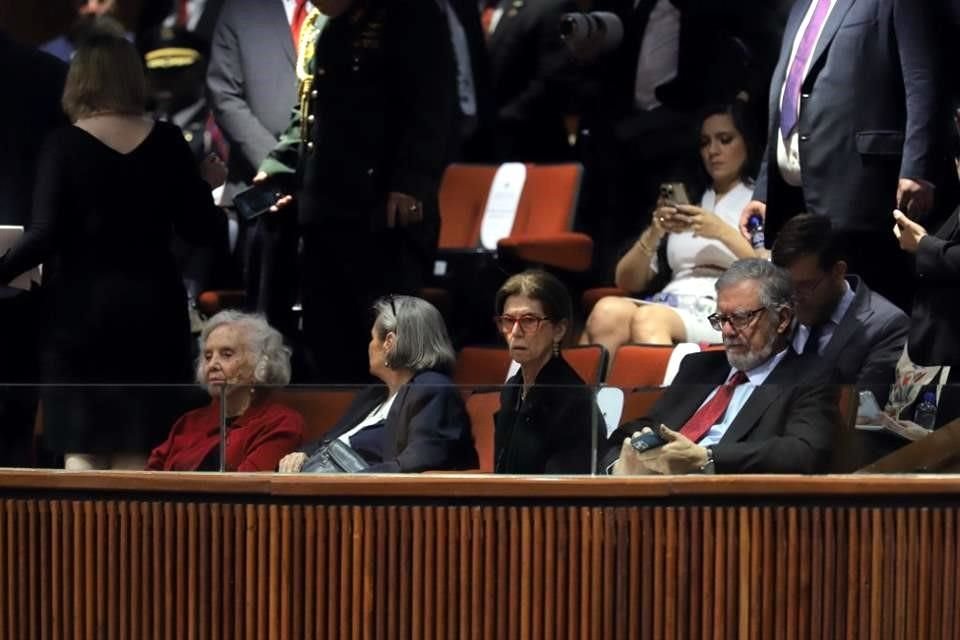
left=582, top=102, right=758, bottom=352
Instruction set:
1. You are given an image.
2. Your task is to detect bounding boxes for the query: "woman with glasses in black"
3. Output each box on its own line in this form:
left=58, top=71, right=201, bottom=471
left=492, top=270, right=604, bottom=474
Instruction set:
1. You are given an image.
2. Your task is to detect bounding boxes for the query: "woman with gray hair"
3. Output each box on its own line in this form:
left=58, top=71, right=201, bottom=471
left=146, top=311, right=304, bottom=471
left=279, top=295, right=477, bottom=473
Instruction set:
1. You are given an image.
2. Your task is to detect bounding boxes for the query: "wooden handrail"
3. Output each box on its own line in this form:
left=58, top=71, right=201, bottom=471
left=3, top=471, right=960, bottom=637
left=2, top=469, right=960, bottom=498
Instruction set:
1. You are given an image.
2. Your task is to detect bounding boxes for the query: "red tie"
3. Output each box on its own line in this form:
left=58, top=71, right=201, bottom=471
left=176, top=0, right=189, bottom=27
left=481, top=7, right=495, bottom=36
left=291, top=0, right=309, bottom=50
left=679, top=371, right=749, bottom=443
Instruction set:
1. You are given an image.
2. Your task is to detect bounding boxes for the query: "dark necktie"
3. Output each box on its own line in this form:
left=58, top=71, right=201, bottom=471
left=679, top=371, right=749, bottom=443
left=802, top=325, right=823, bottom=356
left=633, top=0, right=662, bottom=43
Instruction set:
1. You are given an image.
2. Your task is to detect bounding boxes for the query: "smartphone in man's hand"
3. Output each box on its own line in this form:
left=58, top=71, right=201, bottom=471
left=630, top=428, right=667, bottom=453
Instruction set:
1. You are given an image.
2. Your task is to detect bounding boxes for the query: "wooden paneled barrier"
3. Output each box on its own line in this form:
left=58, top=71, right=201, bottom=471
left=1, top=472, right=960, bottom=639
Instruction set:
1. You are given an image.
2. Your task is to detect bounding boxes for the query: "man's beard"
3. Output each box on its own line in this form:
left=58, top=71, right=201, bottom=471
left=724, top=328, right=778, bottom=372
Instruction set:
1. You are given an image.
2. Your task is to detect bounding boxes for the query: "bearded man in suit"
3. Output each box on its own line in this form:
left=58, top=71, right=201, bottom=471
left=607, top=258, right=838, bottom=475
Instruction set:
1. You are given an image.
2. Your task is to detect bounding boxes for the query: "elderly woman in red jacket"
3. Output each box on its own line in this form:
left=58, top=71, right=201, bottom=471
left=146, top=311, right=304, bottom=471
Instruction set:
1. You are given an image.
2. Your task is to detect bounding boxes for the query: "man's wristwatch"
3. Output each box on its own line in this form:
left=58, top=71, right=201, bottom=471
left=700, top=446, right=716, bottom=474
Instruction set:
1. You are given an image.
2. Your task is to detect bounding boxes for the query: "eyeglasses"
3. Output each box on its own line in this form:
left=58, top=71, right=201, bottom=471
left=494, top=314, right=550, bottom=334
left=707, top=307, right=767, bottom=332
left=793, top=273, right=828, bottom=297
left=386, top=294, right=397, bottom=318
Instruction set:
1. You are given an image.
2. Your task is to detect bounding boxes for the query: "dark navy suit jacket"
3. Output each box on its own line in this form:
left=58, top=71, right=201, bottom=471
left=755, top=0, right=940, bottom=235
left=307, top=370, right=478, bottom=473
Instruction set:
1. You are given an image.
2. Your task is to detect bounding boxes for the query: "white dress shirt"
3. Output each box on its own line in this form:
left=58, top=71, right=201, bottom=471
left=775, top=0, right=839, bottom=186
left=282, top=0, right=300, bottom=25
left=792, top=278, right=855, bottom=355
left=338, top=393, right=398, bottom=443
left=633, top=0, right=681, bottom=111
left=697, top=348, right=790, bottom=447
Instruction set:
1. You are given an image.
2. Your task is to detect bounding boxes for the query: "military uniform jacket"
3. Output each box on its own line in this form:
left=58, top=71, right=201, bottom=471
left=261, top=0, right=458, bottom=229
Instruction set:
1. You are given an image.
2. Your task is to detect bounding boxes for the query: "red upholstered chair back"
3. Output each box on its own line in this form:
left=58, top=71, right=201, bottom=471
left=465, top=391, right=500, bottom=472
left=453, top=347, right=513, bottom=388
left=437, top=164, right=495, bottom=249
left=275, top=388, right=358, bottom=444
left=606, top=345, right=676, bottom=427
left=606, top=344, right=675, bottom=388
left=561, top=345, right=607, bottom=385
left=510, top=164, right=583, bottom=236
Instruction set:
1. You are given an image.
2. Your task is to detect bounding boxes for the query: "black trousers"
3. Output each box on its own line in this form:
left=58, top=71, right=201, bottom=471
left=300, top=219, right=437, bottom=384
left=243, top=210, right=300, bottom=339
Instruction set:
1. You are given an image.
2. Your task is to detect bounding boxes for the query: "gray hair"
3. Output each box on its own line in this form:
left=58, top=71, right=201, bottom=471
left=373, top=295, right=456, bottom=374
left=715, top=258, right=794, bottom=310
left=196, top=310, right=292, bottom=386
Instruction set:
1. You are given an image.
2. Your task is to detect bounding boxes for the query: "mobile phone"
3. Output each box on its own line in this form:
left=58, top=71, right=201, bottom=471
left=630, top=429, right=666, bottom=453
left=658, top=182, right=690, bottom=206
left=233, top=183, right=282, bottom=221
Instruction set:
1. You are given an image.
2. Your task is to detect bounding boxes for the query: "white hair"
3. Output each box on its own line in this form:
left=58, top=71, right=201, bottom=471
left=195, top=311, right=292, bottom=386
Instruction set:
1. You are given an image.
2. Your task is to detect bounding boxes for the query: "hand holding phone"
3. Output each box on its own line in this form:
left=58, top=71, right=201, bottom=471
left=630, top=427, right=667, bottom=453
left=659, top=182, right=690, bottom=206
left=233, top=183, right=287, bottom=221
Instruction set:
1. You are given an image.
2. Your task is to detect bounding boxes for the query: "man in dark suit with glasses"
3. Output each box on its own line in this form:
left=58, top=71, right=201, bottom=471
left=605, top=258, right=838, bottom=475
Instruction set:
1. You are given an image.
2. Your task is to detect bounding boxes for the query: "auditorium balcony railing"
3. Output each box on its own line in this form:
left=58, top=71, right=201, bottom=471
left=1, top=381, right=960, bottom=637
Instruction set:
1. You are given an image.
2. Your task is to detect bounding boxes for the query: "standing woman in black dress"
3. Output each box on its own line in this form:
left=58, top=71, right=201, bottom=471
left=0, top=35, right=226, bottom=470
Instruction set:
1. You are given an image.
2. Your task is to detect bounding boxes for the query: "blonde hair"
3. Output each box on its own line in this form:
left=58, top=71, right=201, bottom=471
left=61, top=34, right=146, bottom=122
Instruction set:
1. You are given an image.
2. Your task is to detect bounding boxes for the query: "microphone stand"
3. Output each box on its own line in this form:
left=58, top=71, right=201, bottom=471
left=219, top=384, right=227, bottom=472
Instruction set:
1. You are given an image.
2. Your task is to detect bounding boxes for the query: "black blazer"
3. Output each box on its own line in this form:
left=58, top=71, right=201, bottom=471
left=447, top=0, right=497, bottom=162
left=585, top=0, right=778, bottom=122
left=605, top=350, right=839, bottom=474
left=494, top=356, right=604, bottom=474
left=0, top=32, right=66, bottom=226
left=755, top=0, right=940, bottom=235
left=307, top=371, right=478, bottom=473
left=908, top=208, right=960, bottom=367
left=485, top=0, right=580, bottom=162
left=299, top=0, right=457, bottom=230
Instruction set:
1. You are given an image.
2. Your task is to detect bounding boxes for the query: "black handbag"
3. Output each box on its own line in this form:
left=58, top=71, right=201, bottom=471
left=301, top=439, right=370, bottom=473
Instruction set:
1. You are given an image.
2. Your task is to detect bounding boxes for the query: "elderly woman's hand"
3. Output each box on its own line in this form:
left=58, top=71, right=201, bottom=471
left=278, top=452, right=306, bottom=473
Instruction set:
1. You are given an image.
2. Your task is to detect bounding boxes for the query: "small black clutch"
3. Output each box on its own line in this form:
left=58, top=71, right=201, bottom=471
left=301, top=439, right=370, bottom=474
